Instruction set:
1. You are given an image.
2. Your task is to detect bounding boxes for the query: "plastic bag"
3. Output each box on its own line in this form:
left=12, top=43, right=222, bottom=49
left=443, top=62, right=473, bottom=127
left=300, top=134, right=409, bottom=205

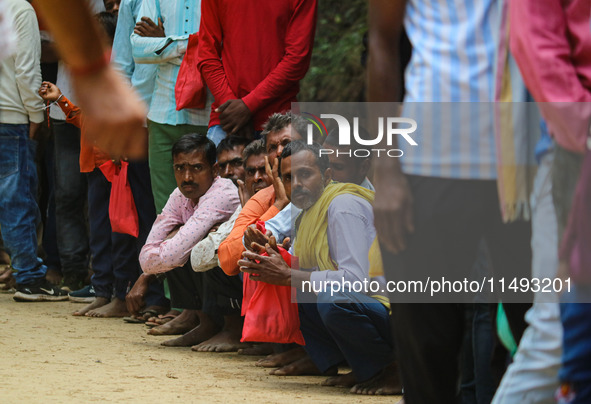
left=175, top=33, right=206, bottom=111
left=241, top=222, right=305, bottom=345
left=99, top=160, right=139, bottom=238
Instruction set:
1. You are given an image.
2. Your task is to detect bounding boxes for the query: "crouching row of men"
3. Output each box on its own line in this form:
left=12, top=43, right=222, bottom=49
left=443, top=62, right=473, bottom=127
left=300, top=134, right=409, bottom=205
left=129, top=112, right=400, bottom=395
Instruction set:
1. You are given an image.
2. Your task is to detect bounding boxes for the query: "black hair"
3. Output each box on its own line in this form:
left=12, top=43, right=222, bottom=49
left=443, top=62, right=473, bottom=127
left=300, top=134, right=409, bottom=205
left=261, top=111, right=309, bottom=146
left=216, top=136, right=250, bottom=157
left=95, top=12, right=117, bottom=43
left=279, top=140, right=329, bottom=177
left=242, top=139, right=266, bottom=163
left=172, top=133, right=217, bottom=167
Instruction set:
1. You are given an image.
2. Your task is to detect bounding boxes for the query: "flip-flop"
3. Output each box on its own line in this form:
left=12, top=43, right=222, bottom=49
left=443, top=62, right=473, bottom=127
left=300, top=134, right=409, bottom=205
left=0, top=266, right=13, bottom=283
left=123, top=308, right=161, bottom=324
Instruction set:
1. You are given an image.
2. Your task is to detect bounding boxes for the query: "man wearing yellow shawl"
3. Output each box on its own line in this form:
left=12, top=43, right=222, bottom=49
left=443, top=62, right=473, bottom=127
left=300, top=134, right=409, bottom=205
left=239, top=141, right=399, bottom=396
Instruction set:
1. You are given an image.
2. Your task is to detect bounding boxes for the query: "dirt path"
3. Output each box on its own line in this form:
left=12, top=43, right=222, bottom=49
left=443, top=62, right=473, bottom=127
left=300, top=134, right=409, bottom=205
left=0, top=292, right=400, bottom=403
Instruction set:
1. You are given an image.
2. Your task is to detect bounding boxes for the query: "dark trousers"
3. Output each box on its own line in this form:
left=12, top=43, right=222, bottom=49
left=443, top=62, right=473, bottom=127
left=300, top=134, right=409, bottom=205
left=382, top=176, right=532, bottom=404
left=87, top=168, right=139, bottom=299
left=299, top=290, right=395, bottom=383
left=126, top=160, right=166, bottom=307
left=167, top=264, right=242, bottom=323
left=52, top=119, right=88, bottom=278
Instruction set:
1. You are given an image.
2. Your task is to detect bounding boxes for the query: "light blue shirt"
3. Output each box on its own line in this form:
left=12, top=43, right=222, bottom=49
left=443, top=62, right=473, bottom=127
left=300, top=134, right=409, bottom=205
left=400, top=0, right=499, bottom=179
left=131, top=0, right=210, bottom=126
left=111, top=0, right=157, bottom=108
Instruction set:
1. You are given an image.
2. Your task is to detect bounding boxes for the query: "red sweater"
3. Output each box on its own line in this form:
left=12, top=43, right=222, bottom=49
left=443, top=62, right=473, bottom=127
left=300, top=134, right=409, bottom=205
left=197, top=0, right=317, bottom=130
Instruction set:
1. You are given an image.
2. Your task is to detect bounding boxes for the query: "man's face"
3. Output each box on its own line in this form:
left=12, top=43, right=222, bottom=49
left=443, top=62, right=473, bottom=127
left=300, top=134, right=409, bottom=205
left=244, top=153, right=271, bottom=196
left=104, top=0, right=120, bottom=16
left=173, top=150, right=215, bottom=204
left=265, top=124, right=303, bottom=162
left=281, top=150, right=331, bottom=210
left=217, top=146, right=245, bottom=186
left=323, top=142, right=368, bottom=185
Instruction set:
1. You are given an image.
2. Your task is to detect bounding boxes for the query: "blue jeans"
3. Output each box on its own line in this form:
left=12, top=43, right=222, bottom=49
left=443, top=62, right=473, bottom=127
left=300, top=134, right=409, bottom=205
left=0, top=123, right=46, bottom=285
left=298, top=290, right=395, bottom=383
left=52, top=119, right=89, bottom=277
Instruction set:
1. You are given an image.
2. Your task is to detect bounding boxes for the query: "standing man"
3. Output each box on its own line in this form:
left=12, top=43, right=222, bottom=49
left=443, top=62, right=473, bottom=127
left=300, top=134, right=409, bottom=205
left=0, top=0, right=67, bottom=301
left=197, top=0, right=317, bottom=143
left=131, top=0, right=211, bottom=213
left=368, top=0, right=532, bottom=402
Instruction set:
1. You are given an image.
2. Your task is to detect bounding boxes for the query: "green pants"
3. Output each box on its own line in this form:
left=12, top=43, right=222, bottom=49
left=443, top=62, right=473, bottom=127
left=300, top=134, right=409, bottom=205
left=147, top=120, right=208, bottom=213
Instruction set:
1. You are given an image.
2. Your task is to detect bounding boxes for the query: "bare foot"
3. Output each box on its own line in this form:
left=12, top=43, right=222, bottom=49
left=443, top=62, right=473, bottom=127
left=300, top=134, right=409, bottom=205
left=0, top=250, right=11, bottom=266
left=256, top=347, right=306, bottom=368
left=45, top=268, right=62, bottom=285
left=270, top=356, right=336, bottom=376
left=0, top=266, right=13, bottom=283
left=192, top=330, right=250, bottom=352
left=322, top=371, right=357, bottom=387
left=73, top=296, right=109, bottom=316
left=238, top=343, right=275, bottom=356
left=193, top=315, right=249, bottom=352
left=350, top=363, right=402, bottom=395
left=86, top=298, right=129, bottom=318
left=162, top=312, right=218, bottom=347
left=148, top=309, right=199, bottom=336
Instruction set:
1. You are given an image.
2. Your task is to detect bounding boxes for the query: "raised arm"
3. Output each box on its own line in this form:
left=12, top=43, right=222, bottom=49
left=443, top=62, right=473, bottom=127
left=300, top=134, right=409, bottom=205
left=33, top=0, right=147, bottom=158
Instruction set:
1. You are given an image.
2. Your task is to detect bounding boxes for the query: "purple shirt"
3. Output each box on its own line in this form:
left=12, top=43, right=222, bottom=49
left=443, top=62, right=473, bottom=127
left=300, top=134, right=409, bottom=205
left=140, top=177, right=240, bottom=274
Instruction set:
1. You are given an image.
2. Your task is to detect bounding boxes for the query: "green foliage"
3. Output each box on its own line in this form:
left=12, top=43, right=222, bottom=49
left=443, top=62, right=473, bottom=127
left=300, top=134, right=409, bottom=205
left=299, top=0, right=368, bottom=102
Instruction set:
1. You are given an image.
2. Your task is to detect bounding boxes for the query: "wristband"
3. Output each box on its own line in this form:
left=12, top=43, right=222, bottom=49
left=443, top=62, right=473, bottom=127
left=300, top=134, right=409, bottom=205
left=68, top=51, right=110, bottom=77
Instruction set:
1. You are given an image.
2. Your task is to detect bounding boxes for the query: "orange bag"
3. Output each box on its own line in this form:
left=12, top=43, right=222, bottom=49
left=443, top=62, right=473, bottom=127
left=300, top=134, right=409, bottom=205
left=175, top=33, right=206, bottom=111
left=99, top=160, right=139, bottom=238
left=241, top=222, right=305, bottom=345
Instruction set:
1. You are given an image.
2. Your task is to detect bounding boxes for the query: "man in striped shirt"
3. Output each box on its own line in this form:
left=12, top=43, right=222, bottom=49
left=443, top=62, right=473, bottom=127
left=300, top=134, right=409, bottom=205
left=131, top=0, right=212, bottom=213
left=368, top=0, right=532, bottom=402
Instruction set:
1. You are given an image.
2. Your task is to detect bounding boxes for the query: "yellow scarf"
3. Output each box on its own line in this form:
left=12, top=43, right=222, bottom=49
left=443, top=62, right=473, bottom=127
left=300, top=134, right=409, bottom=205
left=293, top=182, right=384, bottom=279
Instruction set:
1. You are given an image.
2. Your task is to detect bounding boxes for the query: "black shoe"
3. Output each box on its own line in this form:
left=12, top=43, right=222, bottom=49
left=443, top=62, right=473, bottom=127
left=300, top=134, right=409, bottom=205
left=68, top=284, right=96, bottom=303
left=14, top=279, right=69, bottom=302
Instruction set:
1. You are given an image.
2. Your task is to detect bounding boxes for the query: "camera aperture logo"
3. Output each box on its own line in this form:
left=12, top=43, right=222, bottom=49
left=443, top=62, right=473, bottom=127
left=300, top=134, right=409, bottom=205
left=302, top=112, right=418, bottom=158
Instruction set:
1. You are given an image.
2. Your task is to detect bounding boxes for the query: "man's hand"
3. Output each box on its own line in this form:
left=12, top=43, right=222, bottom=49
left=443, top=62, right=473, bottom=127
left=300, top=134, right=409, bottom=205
left=134, top=17, right=165, bottom=37
left=238, top=242, right=291, bottom=286
left=29, top=122, right=41, bottom=140
left=38, top=81, right=62, bottom=102
left=244, top=226, right=272, bottom=253
left=373, top=169, right=414, bottom=254
left=237, top=179, right=251, bottom=207
left=72, top=65, right=147, bottom=159
left=216, top=99, right=252, bottom=135
left=266, top=156, right=289, bottom=211
left=125, top=273, right=151, bottom=315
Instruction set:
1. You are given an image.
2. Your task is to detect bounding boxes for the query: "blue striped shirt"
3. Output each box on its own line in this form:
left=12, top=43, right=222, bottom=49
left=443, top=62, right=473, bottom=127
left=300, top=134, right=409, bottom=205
left=131, top=0, right=210, bottom=126
left=400, top=0, right=499, bottom=179
left=111, top=0, right=157, bottom=108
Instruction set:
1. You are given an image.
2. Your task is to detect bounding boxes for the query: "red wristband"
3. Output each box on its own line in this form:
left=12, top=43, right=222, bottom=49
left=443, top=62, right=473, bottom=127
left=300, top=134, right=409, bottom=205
left=68, top=51, right=111, bottom=77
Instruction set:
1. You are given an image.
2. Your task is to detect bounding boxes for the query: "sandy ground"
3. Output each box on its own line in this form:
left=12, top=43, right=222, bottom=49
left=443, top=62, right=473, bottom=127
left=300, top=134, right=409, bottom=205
left=0, top=291, right=401, bottom=403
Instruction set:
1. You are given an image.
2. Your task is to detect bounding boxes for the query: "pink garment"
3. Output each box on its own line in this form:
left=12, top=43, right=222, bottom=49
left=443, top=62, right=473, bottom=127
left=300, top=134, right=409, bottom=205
left=510, top=0, right=591, bottom=153
left=139, top=177, right=240, bottom=274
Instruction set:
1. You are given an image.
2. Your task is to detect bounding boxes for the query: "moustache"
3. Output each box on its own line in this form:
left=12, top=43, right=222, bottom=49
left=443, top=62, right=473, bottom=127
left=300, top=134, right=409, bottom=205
left=182, top=182, right=197, bottom=187
left=291, top=189, right=310, bottom=199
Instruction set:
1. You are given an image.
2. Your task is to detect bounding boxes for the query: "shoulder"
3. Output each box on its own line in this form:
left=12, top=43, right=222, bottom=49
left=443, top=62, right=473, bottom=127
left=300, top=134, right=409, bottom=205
left=208, top=177, right=238, bottom=196
left=328, top=193, right=373, bottom=220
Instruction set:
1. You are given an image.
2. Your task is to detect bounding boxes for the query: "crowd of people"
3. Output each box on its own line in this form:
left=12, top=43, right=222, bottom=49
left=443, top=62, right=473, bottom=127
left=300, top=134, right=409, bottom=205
left=0, top=0, right=590, bottom=403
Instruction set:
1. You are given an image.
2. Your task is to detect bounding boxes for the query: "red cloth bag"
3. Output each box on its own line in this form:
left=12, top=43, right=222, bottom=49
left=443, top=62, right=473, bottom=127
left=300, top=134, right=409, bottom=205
left=99, top=160, right=139, bottom=238
left=241, top=222, right=305, bottom=345
left=175, top=33, right=206, bottom=111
